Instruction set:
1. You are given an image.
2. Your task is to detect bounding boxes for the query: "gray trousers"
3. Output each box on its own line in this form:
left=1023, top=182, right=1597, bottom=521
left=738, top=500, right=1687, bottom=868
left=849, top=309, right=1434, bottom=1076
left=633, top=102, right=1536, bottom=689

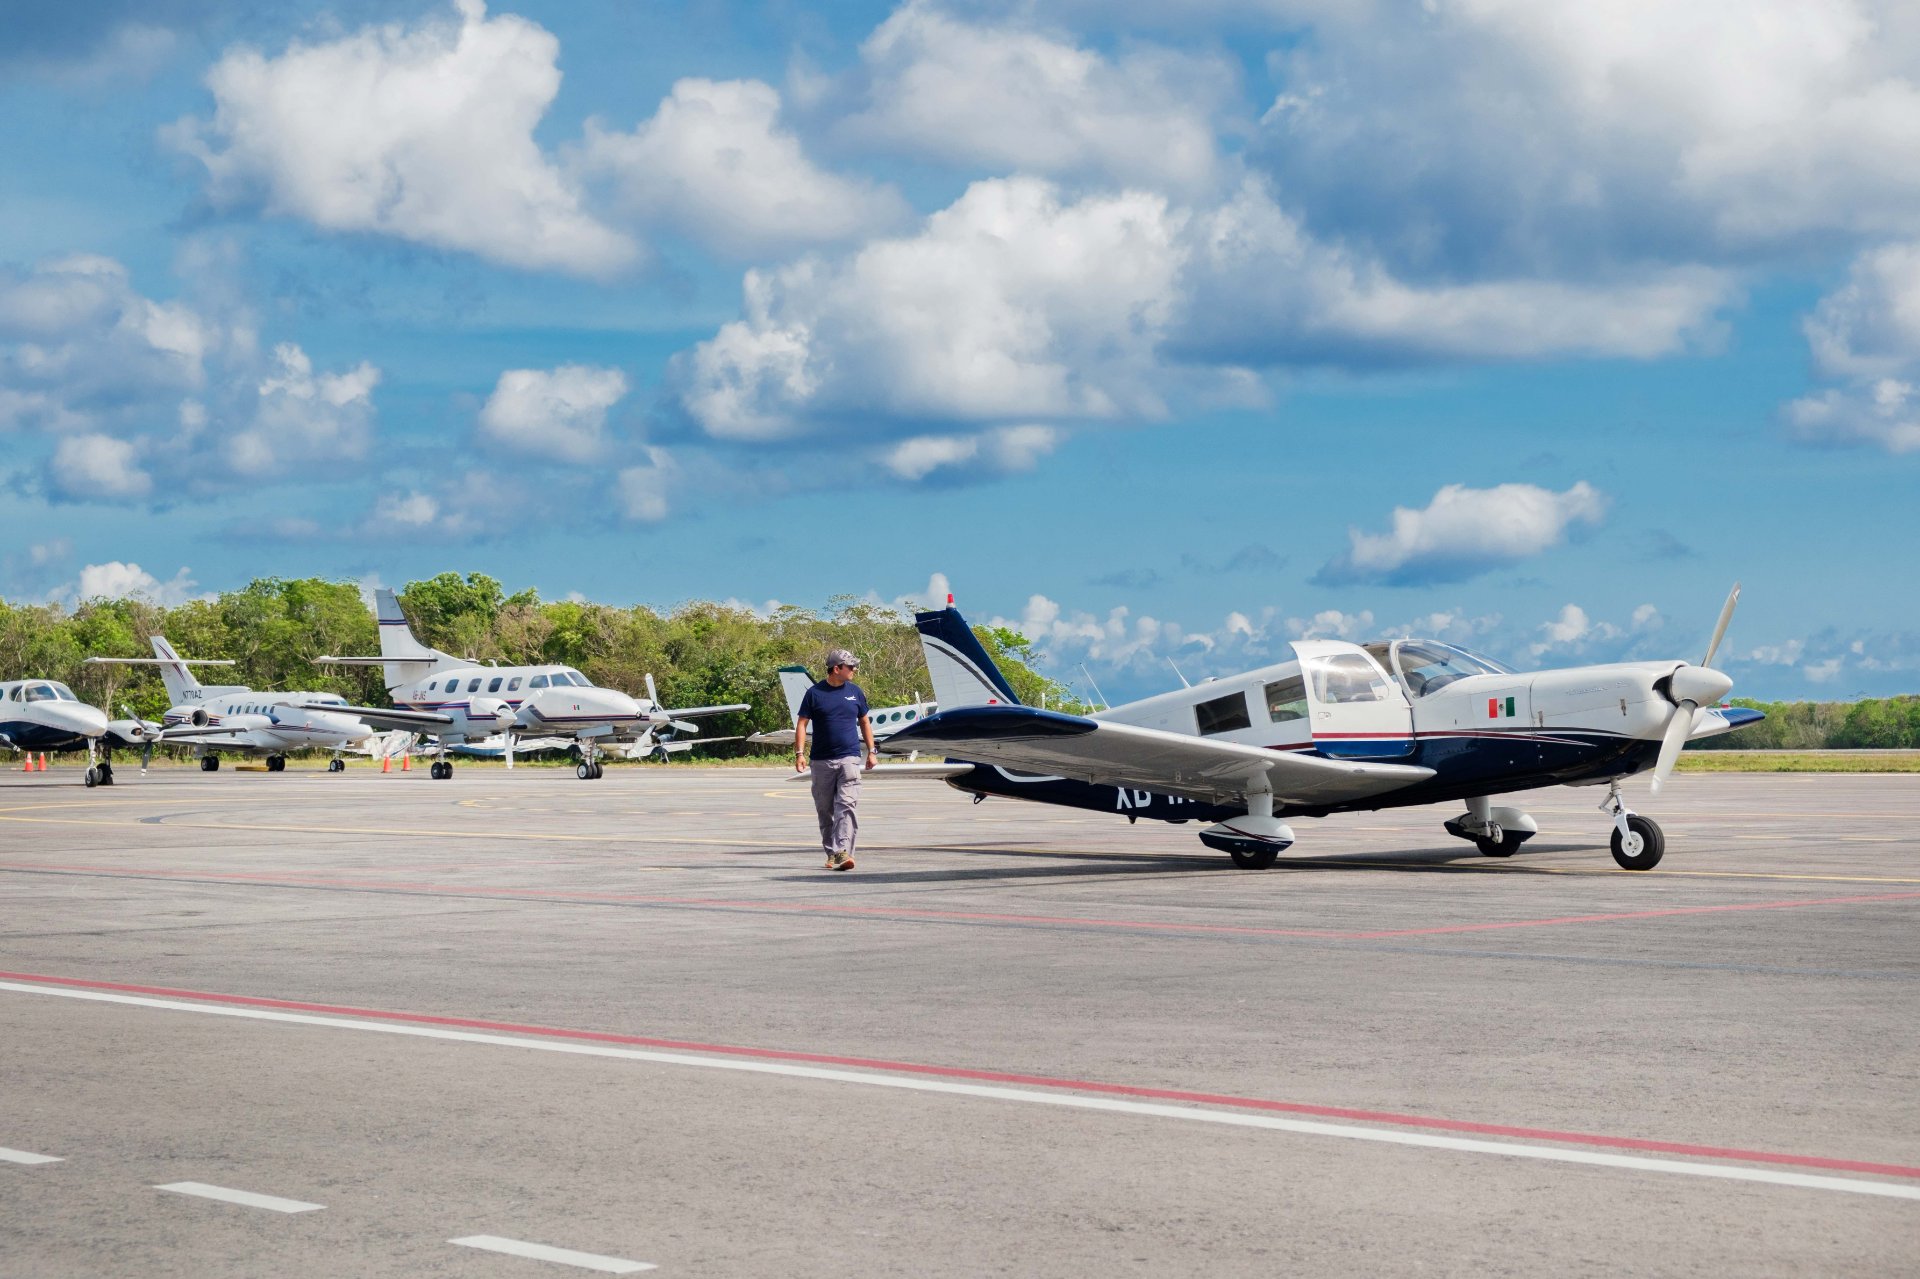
left=810, top=757, right=863, bottom=857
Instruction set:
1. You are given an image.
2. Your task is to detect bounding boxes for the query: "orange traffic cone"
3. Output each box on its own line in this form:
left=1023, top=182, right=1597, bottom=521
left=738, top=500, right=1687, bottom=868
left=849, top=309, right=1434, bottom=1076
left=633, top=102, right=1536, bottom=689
left=381, top=754, right=391, bottom=774
left=401, top=753, right=411, bottom=772
left=34, top=754, right=46, bottom=772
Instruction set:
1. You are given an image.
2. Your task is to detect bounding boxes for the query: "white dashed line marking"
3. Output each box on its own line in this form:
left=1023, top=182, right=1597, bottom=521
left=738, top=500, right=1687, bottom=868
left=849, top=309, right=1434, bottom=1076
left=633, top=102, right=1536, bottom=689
left=450, top=1236, right=655, bottom=1272
left=155, top=1181, right=324, bottom=1213
left=0, top=1146, right=61, bottom=1165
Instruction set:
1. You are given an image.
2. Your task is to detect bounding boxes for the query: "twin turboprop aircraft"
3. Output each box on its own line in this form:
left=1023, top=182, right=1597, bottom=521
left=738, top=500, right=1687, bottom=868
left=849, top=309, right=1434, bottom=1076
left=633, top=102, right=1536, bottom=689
left=880, top=589, right=1761, bottom=871
left=747, top=666, right=938, bottom=749
left=86, top=638, right=380, bottom=772
left=308, top=589, right=749, bottom=779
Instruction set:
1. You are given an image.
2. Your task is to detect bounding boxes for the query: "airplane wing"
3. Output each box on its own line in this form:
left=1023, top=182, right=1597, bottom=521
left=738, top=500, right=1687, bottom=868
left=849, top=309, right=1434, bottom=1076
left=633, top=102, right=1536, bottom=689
left=296, top=702, right=455, bottom=731
left=879, top=705, right=1433, bottom=806
left=158, top=725, right=267, bottom=741
left=663, top=702, right=752, bottom=720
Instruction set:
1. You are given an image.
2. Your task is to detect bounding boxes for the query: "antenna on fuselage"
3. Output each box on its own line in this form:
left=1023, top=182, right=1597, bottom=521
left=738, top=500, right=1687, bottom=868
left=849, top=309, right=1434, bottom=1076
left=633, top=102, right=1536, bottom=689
left=1166, top=656, right=1192, bottom=689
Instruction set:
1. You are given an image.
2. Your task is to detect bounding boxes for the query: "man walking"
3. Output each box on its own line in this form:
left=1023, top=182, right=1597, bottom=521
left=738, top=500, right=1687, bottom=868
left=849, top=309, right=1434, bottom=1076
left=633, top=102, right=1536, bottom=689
left=794, top=648, right=877, bottom=871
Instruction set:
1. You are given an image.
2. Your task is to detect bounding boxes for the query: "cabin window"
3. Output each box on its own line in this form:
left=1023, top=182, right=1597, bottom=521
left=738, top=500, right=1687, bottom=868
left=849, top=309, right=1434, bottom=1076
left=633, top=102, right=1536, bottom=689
left=1264, top=676, right=1308, bottom=723
left=1195, top=690, right=1253, bottom=736
left=905, top=709, right=916, bottom=720
left=530, top=674, right=549, bottom=689
left=467, top=678, right=482, bottom=693
left=1309, top=653, right=1391, bottom=704
left=487, top=677, right=503, bottom=693
left=508, top=677, right=521, bottom=691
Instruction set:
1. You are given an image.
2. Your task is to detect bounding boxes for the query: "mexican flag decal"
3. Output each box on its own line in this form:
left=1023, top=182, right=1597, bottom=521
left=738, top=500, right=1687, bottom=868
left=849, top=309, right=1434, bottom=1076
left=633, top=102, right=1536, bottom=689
left=1488, top=696, right=1517, bottom=719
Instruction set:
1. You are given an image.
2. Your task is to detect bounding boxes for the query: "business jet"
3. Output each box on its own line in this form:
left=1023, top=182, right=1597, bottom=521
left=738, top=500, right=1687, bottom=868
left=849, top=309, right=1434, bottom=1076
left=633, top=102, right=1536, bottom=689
left=308, top=589, right=749, bottom=779
left=747, top=665, right=938, bottom=748
left=879, top=589, right=1760, bottom=871
left=86, top=638, right=380, bottom=772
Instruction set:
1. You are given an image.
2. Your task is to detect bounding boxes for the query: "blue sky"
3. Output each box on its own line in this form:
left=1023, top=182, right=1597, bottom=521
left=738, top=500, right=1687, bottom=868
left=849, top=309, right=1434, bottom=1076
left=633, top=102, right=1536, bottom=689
left=3, top=0, right=1916, bottom=703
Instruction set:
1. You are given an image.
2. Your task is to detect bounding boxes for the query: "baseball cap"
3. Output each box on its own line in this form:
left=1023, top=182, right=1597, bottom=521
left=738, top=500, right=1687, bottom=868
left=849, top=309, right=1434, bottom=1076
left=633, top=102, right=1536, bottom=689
left=825, top=647, right=860, bottom=669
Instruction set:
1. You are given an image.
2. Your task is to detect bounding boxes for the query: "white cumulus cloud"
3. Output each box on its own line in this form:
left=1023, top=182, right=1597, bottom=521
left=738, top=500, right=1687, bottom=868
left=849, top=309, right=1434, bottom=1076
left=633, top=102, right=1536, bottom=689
left=56, top=561, right=206, bottom=608
left=170, top=0, right=634, bottom=277
left=49, top=433, right=151, bottom=500
left=616, top=447, right=678, bottom=522
left=478, top=364, right=628, bottom=463
left=222, top=343, right=380, bottom=478
left=1788, top=241, right=1920, bottom=453
left=578, top=78, right=908, bottom=259
left=849, top=2, right=1228, bottom=192
left=1318, top=482, right=1609, bottom=586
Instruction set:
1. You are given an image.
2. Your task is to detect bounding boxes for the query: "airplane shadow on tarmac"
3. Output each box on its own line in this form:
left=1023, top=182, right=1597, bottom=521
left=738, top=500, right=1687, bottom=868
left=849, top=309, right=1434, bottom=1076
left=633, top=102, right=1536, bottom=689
left=765, top=841, right=1599, bottom=885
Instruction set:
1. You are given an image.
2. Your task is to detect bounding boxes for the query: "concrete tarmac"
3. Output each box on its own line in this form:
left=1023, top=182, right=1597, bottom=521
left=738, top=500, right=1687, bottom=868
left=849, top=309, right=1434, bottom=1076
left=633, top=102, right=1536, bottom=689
left=1, top=765, right=1916, bottom=1276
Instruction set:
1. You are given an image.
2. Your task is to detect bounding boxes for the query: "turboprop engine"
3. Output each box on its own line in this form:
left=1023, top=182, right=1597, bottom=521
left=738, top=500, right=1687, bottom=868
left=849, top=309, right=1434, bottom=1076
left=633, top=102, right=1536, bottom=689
left=467, top=696, right=519, bottom=732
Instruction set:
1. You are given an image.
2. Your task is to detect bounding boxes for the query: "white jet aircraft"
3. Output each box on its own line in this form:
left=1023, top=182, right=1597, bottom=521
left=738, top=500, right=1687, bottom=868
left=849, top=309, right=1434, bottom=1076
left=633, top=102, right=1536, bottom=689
left=308, top=589, right=749, bottom=780
left=880, top=589, right=1762, bottom=872
left=746, top=665, right=938, bottom=749
left=86, top=637, right=380, bottom=773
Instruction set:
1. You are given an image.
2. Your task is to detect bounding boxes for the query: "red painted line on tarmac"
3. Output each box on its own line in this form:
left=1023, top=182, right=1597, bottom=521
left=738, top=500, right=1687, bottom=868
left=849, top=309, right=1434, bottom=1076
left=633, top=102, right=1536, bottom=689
left=4, top=967, right=1917, bottom=1183
left=4, top=862, right=1918, bottom=942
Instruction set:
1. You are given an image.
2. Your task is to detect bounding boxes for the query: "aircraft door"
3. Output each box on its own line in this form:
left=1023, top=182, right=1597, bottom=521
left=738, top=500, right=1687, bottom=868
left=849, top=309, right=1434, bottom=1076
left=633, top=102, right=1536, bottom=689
left=1290, top=641, right=1415, bottom=759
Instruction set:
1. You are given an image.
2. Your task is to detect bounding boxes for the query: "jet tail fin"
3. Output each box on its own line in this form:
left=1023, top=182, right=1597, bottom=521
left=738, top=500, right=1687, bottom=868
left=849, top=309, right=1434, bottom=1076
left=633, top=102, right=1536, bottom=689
left=374, top=587, right=459, bottom=691
left=150, top=636, right=200, bottom=704
left=914, top=605, right=1022, bottom=709
left=778, top=665, right=815, bottom=725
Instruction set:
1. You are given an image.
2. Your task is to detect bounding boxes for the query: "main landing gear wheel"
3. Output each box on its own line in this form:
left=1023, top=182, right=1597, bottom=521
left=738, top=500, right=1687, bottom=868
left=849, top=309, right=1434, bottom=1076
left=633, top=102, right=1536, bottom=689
left=99, top=762, right=113, bottom=786
left=1610, top=814, right=1666, bottom=871
left=430, top=761, right=453, bottom=780
left=328, top=758, right=345, bottom=773
left=576, top=761, right=603, bottom=780
left=266, top=755, right=286, bottom=773
left=200, top=756, right=220, bottom=772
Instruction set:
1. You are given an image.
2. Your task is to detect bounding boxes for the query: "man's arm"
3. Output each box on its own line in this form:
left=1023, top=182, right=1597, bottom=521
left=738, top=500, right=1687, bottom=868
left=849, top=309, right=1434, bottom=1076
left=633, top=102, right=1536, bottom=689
left=794, top=715, right=810, bottom=772
left=860, top=712, right=877, bottom=771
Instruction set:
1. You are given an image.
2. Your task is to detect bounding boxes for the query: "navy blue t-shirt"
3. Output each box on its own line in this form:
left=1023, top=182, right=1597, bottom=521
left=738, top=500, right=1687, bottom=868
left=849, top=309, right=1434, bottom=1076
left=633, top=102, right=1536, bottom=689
left=798, top=680, right=869, bottom=760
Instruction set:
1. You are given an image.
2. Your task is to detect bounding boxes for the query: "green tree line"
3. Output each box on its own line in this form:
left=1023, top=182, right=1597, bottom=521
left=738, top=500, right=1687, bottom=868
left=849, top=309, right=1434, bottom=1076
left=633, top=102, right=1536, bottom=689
left=1687, top=696, right=1920, bottom=750
left=0, top=573, right=1086, bottom=750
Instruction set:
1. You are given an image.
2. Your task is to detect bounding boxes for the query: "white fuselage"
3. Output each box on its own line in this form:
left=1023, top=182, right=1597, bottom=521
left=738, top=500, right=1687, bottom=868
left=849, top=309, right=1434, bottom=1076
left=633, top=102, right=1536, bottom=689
left=393, top=664, right=652, bottom=743
left=164, top=691, right=372, bottom=755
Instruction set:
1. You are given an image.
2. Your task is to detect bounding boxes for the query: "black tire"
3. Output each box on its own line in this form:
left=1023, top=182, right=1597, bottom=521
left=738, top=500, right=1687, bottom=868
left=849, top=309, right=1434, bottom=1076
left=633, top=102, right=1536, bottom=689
left=84, top=767, right=98, bottom=788
left=100, top=764, right=114, bottom=786
left=1610, top=814, right=1665, bottom=870
left=1228, top=844, right=1281, bottom=869
left=1474, top=829, right=1525, bottom=857
left=577, top=762, right=592, bottom=780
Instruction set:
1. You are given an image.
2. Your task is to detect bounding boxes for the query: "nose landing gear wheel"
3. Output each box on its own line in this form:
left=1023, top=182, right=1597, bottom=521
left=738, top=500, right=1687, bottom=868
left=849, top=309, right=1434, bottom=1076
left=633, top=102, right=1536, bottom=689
left=84, top=767, right=98, bottom=788
left=1473, top=825, right=1525, bottom=857
left=328, top=759, right=345, bottom=773
left=1610, top=814, right=1666, bottom=870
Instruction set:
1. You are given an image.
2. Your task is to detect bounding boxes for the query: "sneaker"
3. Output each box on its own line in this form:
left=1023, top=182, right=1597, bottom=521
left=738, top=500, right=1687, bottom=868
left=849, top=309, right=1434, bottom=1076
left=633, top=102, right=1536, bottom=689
left=833, top=854, right=856, bottom=871
left=823, top=854, right=839, bottom=869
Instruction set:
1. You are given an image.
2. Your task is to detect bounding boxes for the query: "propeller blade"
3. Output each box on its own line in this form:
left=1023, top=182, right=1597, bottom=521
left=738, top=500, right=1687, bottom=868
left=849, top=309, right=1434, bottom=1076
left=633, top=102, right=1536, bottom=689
left=645, top=673, right=659, bottom=707
left=1701, top=582, right=1740, bottom=669
left=1649, top=702, right=1697, bottom=796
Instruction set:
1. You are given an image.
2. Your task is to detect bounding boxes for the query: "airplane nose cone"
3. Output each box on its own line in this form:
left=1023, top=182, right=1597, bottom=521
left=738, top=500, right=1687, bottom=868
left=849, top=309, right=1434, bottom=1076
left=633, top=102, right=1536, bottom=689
left=1668, top=665, right=1734, bottom=707
left=47, top=702, right=108, bottom=737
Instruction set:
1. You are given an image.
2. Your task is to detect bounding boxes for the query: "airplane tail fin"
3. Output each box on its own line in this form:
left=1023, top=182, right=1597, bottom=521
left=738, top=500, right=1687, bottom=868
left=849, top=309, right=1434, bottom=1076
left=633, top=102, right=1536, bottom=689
left=375, top=588, right=458, bottom=691
left=150, top=637, right=200, bottom=704
left=778, top=665, right=815, bottom=725
left=914, top=605, right=1022, bottom=709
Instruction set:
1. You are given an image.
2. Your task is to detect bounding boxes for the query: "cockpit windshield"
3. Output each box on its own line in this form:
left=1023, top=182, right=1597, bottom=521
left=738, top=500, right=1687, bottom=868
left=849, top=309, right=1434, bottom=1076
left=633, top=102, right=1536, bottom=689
left=1393, top=641, right=1515, bottom=696
left=24, top=683, right=74, bottom=703
left=556, top=669, right=590, bottom=687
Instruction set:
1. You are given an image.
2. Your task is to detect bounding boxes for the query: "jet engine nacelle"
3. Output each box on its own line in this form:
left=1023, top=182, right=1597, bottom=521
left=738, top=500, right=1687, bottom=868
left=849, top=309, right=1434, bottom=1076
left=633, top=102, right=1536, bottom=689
left=174, top=707, right=211, bottom=728
left=467, top=696, right=518, bottom=730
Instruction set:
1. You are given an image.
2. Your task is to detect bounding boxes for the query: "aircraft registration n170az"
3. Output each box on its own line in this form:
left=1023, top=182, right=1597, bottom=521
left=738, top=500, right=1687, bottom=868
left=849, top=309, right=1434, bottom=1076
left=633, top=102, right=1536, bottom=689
left=880, top=589, right=1761, bottom=871
left=307, top=588, right=749, bottom=779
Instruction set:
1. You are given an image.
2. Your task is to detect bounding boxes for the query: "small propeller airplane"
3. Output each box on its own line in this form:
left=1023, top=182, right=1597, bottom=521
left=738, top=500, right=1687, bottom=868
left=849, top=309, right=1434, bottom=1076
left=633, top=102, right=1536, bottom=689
left=879, top=588, right=1761, bottom=871
left=307, top=589, right=751, bottom=779
left=1, top=678, right=114, bottom=784
left=747, top=666, right=938, bottom=749
left=86, top=638, right=380, bottom=773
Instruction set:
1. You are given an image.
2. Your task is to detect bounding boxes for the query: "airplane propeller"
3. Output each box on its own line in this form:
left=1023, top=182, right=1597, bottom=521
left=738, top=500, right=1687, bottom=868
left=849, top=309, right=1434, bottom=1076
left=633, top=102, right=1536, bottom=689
left=1648, top=583, right=1740, bottom=797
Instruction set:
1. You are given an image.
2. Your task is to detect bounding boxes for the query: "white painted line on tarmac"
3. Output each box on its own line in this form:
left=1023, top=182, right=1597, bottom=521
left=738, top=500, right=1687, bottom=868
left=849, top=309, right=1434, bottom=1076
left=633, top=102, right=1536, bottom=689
left=156, top=1181, right=324, bottom=1213
left=450, top=1236, right=655, bottom=1272
left=7, top=979, right=1917, bottom=1202
left=0, top=1146, right=61, bottom=1165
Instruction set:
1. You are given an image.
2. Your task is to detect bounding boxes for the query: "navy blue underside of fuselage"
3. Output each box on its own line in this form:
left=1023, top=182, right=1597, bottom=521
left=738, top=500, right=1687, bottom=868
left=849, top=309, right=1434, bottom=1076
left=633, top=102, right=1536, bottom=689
left=0, top=720, right=88, bottom=751
left=943, top=731, right=1671, bottom=823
